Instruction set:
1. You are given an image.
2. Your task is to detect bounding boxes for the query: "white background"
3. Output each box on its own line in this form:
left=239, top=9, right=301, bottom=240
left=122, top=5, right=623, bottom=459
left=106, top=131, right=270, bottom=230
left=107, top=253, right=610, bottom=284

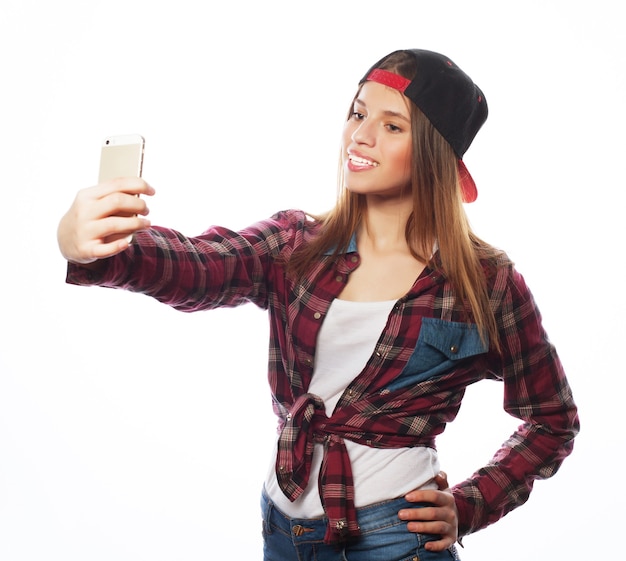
left=1, top=1, right=623, bottom=559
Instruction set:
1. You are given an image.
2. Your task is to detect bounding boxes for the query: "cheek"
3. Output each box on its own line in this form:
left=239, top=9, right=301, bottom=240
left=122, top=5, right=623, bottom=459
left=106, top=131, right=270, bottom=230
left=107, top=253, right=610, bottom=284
left=342, top=122, right=355, bottom=150
left=391, top=145, right=413, bottom=176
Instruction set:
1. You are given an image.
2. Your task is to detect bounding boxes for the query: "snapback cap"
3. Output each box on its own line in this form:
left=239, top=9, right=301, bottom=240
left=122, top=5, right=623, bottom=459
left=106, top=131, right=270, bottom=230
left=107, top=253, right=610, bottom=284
left=360, top=49, right=487, bottom=202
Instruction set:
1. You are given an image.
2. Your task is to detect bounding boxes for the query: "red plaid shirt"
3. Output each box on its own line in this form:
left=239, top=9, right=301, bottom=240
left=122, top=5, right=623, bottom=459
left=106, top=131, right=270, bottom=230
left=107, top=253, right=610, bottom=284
left=67, top=209, right=579, bottom=543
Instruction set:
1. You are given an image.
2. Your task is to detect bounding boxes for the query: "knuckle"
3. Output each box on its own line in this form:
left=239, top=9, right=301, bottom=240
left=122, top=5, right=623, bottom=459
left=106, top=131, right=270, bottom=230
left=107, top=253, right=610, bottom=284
left=110, top=191, right=127, bottom=209
left=110, top=176, right=127, bottom=187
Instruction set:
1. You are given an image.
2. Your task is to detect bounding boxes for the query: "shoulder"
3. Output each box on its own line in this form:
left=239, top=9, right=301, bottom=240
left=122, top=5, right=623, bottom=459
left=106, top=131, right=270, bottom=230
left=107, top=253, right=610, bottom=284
left=483, top=254, right=540, bottom=321
left=235, top=209, right=323, bottom=256
left=241, top=209, right=321, bottom=238
left=263, top=209, right=322, bottom=233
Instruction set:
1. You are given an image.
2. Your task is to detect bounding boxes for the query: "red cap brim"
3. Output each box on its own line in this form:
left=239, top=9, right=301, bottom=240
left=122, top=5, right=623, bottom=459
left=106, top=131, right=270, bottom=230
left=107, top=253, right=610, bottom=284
left=457, top=160, right=477, bottom=203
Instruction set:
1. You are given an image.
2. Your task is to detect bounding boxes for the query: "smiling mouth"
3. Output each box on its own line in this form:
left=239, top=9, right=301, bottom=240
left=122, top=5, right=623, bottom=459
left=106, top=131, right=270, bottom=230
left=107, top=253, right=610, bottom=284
left=348, top=154, right=379, bottom=167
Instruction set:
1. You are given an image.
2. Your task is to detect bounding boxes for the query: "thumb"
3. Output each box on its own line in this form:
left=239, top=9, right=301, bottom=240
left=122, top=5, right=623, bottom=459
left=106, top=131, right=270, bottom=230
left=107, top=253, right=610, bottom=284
left=434, top=471, right=450, bottom=491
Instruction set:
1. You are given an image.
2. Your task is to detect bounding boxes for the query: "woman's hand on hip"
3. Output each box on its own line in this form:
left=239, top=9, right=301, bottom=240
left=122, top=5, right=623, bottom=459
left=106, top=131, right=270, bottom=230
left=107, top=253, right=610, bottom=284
left=399, top=471, right=459, bottom=552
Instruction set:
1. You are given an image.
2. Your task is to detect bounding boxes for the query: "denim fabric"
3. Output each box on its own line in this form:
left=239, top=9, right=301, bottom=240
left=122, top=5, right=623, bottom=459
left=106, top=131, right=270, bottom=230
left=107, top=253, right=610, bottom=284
left=261, top=489, right=460, bottom=561
left=385, top=318, right=488, bottom=392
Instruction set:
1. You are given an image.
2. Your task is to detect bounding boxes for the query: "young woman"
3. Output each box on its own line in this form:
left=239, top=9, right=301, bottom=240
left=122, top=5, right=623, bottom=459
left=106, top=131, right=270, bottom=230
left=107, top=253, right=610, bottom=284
left=57, top=49, right=579, bottom=560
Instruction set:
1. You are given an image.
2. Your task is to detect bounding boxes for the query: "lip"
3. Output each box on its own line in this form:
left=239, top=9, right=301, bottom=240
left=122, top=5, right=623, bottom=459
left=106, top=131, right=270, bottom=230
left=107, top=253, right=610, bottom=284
left=346, top=150, right=379, bottom=171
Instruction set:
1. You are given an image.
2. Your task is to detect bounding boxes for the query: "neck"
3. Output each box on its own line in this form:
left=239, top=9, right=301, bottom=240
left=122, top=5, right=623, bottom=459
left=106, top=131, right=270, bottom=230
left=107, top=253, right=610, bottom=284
left=359, top=196, right=413, bottom=253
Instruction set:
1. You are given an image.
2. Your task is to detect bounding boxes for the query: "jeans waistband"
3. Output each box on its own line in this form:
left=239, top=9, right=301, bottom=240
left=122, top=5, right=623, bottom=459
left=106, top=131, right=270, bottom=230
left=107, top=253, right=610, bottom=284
left=261, top=488, right=425, bottom=541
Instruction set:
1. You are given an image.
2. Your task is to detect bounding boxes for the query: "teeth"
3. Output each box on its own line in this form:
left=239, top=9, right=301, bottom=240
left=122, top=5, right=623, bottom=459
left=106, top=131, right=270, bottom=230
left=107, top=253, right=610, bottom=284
left=349, top=154, right=379, bottom=167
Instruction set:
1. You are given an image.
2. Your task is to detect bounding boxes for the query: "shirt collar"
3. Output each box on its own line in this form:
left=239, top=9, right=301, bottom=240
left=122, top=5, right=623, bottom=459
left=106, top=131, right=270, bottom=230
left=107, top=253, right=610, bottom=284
left=323, top=233, right=358, bottom=256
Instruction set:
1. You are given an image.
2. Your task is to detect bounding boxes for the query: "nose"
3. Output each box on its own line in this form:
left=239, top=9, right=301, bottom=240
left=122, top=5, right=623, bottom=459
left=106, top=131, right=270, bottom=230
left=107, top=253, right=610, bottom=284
left=351, top=118, right=376, bottom=146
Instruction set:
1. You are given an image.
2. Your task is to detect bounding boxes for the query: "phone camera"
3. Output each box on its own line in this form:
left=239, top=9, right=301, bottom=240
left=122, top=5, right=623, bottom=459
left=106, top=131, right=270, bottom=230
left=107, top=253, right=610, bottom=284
left=105, top=140, right=110, bottom=145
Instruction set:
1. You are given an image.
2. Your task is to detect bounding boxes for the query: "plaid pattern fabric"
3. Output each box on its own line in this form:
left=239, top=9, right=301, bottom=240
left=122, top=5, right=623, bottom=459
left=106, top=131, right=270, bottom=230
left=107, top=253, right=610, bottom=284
left=67, top=209, right=579, bottom=543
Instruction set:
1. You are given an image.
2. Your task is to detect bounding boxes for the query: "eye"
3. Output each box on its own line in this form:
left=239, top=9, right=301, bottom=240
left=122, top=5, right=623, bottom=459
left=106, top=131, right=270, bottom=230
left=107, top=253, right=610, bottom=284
left=351, top=111, right=365, bottom=121
left=386, top=123, right=403, bottom=133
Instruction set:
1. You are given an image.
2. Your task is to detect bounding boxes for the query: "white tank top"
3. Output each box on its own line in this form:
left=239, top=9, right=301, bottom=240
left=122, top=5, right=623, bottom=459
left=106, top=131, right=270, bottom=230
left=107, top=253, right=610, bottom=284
left=264, top=298, right=440, bottom=517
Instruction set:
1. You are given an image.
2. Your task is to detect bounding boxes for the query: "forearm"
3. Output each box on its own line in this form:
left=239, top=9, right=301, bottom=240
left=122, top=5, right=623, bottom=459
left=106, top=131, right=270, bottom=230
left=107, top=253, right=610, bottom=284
left=451, top=407, right=579, bottom=537
left=66, top=226, right=268, bottom=312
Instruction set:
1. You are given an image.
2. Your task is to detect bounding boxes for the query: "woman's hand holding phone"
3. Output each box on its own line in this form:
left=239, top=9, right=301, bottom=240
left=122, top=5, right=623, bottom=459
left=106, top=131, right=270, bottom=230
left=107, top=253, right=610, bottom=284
left=57, top=134, right=153, bottom=265
left=57, top=177, right=155, bottom=265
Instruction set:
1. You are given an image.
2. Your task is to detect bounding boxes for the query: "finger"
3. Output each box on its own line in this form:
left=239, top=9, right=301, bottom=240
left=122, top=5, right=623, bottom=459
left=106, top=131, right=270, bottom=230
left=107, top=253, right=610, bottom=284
left=96, top=176, right=155, bottom=198
left=89, top=215, right=151, bottom=242
left=399, top=505, right=439, bottom=521
left=76, top=177, right=154, bottom=204
left=404, top=488, right=451, bottom=505
left=404, top=520, right=455, bottom=552
left=434, top=471, right=450, bottom=491
left=424, top=536, right=455, bottom=552
left=405, top=517, right=452, bottom=532
left=88, top=238, right=133, bottom=260
left=399, top=505, right=457, bottom=528
left=84, top=217, right=150, bottom=260
left=406, top=520, right=452, bottom=536
left=95, top=191, right=152, bottom=220
left=71, top=215, right=148, bottom=261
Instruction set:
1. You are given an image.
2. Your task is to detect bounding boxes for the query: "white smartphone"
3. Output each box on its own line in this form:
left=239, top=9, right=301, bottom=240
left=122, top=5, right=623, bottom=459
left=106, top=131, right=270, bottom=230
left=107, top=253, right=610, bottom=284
left=98, top=134, right=145, bottom=183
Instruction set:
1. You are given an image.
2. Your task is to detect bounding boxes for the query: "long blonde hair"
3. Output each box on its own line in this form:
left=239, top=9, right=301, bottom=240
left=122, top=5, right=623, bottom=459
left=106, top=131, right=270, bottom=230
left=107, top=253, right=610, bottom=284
left=287, top=53, right=507, bottom=351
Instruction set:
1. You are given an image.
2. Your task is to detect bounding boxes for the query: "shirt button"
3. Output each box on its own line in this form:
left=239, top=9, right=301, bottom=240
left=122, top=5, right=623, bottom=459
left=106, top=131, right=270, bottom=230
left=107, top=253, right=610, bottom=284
left=350, top=255, right=358, bottom=263
left=335, top=275, right=343, bottom=282
left=450, top=345, right=459, bottom=354
left=313, top=312, right=322, bottom=320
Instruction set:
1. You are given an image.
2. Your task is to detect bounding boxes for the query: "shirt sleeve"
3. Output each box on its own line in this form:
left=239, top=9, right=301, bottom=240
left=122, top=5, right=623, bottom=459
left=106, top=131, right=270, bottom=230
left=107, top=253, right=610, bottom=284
left=65, top=209, right=311, bottom=312
left=451, top=265, right=580, bottom=537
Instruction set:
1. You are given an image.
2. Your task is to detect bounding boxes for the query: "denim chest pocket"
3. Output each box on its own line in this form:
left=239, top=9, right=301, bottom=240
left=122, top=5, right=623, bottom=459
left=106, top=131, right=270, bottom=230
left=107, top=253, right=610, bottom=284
left=385, top=317, right=488, bottom=392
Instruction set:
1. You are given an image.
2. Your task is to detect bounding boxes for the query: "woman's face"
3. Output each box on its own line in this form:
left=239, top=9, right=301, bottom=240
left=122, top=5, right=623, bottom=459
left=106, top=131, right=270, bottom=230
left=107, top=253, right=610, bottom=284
left=342, top=80, right=413, bottom=200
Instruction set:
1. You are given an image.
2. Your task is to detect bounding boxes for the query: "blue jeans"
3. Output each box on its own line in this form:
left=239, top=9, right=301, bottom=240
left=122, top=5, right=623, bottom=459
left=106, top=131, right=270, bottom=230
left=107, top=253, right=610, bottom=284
left=261, top=489, right=460, bottom=561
